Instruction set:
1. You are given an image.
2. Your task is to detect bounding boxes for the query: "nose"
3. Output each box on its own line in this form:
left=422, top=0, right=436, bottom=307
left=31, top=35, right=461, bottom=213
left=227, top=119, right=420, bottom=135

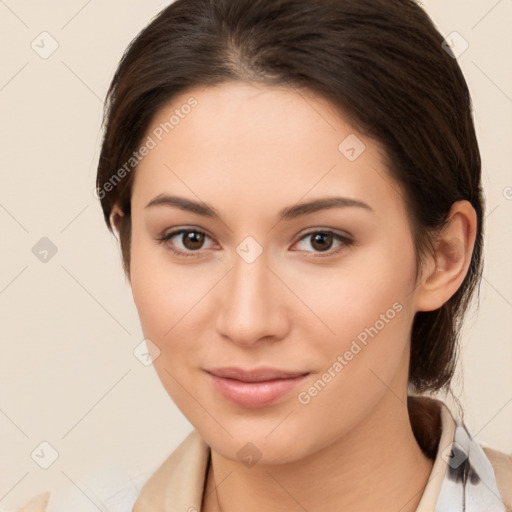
left=215, top=247, right=290, bottom=347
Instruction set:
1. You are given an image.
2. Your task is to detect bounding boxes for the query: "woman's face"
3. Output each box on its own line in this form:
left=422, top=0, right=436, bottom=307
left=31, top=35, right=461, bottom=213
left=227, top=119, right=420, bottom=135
left=129, top=81, right=423, bottom=463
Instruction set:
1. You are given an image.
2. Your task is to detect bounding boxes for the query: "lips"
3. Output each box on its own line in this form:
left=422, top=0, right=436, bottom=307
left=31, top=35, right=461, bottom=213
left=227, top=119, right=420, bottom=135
left=204, top=367, right=310, bottom=408
left=206, top=367, right=308, bottom=382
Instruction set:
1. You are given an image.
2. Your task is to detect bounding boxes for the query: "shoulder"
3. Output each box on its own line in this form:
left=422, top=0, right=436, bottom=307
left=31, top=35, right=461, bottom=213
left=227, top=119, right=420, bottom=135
left=10, top=492, right=50, bottom=512
left=13, top=432, right=208, bottom=512
left=484, top=446, right=512, bottom=511
left=10, top=466, right=147, bottom=512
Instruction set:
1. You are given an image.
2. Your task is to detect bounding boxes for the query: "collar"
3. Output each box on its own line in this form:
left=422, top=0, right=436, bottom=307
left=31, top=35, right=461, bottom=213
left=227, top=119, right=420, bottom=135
left=427, top=404, right=506, bottom=511
left=132, top=402, right=507, bottom=511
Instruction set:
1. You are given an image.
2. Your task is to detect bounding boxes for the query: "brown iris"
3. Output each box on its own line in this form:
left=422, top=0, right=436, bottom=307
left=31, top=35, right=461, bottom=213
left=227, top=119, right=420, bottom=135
left=310, top=232, right=333, bottom=252
left=182, top=231, right=205, bottom=250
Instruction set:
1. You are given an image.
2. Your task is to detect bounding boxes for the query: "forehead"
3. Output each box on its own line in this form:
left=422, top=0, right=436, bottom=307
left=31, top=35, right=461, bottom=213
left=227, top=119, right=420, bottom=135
left=132, top=81, right=405, bottom=220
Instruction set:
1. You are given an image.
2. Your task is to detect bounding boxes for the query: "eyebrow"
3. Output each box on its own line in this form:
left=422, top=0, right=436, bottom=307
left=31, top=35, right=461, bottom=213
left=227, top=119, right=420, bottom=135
left=145, top=194, right=373, bottom=220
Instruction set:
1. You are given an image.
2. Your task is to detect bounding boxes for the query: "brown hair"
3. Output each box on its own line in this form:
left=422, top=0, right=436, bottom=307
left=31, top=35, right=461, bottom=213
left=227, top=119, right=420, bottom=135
left=96, top=0, right=484, bottom=393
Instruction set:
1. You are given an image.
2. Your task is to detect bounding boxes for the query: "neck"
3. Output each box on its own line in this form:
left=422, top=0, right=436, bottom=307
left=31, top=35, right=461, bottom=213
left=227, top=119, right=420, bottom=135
left=203, top=391, right=436, bottom=512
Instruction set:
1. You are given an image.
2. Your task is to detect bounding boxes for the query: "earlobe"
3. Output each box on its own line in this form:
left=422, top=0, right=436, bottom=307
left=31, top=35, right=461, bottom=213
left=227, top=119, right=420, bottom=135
left=415, top=200, right=477, bottom=312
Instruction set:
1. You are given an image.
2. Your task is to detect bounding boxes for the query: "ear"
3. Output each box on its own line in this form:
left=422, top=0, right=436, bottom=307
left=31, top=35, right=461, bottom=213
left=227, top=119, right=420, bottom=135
left=415, top=200, right=477, bottom=312
left=109, top=203, right=125, bottom=234
left=109, top=203, right=131, bottom=283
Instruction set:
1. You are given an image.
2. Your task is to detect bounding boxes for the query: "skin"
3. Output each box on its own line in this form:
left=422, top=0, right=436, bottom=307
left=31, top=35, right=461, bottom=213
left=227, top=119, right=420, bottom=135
left=111, top=81, right=477, bottom=512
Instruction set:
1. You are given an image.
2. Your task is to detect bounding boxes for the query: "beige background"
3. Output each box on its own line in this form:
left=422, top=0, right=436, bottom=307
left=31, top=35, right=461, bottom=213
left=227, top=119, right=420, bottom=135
left=0, top=0, right=511, bottom=508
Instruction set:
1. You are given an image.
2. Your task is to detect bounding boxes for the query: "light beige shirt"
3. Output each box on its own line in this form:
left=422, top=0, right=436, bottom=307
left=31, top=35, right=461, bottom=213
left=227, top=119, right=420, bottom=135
left=15, top=401, right=512, bottom=512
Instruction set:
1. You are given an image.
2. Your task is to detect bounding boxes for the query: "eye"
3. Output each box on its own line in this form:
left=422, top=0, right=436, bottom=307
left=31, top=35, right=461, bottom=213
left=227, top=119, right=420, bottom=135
left=291, top=230, right=353, bottom=256
left=156, top=228, right=352, bottom=258
left=156, top=228, right=216, bottom=257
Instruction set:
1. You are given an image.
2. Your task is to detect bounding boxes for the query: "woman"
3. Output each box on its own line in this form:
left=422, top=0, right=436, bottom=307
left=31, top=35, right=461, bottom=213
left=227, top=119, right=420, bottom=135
left=16, top=0, right=512, bottom=510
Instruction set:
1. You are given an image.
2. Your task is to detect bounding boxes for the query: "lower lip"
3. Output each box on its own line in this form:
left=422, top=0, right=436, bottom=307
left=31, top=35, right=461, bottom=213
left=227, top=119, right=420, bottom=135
left=206, top=372, right=310, bottom=408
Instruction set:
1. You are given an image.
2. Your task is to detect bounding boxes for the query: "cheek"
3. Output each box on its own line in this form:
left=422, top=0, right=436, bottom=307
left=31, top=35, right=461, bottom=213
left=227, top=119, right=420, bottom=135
left=130, top=224, right=188, bottom=329
left=302, top=276, right=412, bottom=386
left=129, top=237, right=208, bottom=410
left=287, top=240, right=417, bottom=410
left=130, top=228, right=181, bottom=340
left=287, top=240, right=415, bottom=348
left=289, top=268, right=414, bottom=436
left=129, top=230, right=220, bottom=367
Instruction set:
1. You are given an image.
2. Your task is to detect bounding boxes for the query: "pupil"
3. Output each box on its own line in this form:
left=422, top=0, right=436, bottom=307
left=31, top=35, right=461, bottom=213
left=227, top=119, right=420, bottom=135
left=184, top=231, right=204, bottom=250
left=312, top=233, right=332, bottom=251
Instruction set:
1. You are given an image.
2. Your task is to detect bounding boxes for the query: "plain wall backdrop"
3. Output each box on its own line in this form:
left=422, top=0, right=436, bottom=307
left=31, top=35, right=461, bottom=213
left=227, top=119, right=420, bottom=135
left=1, top=0, right=511, bottom=508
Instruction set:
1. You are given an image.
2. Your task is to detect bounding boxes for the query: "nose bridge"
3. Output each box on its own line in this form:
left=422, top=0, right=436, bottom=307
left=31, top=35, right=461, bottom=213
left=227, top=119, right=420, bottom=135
left=215, top=243, right=288, bottom=344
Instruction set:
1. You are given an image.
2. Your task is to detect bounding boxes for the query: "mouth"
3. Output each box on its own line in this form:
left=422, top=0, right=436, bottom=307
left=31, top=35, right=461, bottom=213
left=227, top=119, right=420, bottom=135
left=204, top=367, right=310, bottom=408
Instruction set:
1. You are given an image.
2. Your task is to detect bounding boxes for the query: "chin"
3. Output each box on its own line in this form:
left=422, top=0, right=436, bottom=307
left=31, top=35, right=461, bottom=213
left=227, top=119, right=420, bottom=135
left=195, top=411, right=325, bottom=466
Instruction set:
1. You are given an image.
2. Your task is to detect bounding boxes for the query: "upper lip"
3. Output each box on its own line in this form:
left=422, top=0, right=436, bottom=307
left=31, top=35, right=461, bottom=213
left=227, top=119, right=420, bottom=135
left=205, top=367, right=309, bottom=382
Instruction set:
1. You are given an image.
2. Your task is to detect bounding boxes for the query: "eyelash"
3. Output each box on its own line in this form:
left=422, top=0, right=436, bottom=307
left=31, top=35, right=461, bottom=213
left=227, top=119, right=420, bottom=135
left=156, top=228, right=354, bottom=259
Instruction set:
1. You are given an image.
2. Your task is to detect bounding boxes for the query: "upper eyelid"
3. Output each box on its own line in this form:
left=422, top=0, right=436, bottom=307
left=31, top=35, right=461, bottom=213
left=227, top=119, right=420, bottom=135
left=161, top=226, right=214, bottom=239
left=296, top=227, right=352, bottom=240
